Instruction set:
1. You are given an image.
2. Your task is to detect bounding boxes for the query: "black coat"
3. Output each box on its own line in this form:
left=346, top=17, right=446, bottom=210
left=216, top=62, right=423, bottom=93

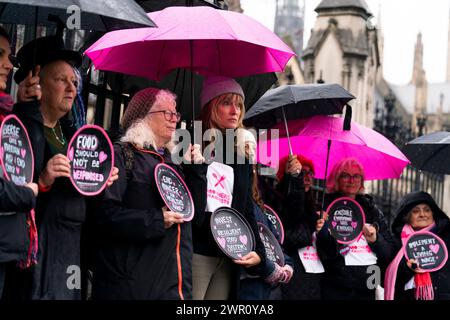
left=92, top=143, right=206, bottom=300
left=13, top=101, right=85, bottom=300
left=390, top=191, right=450, bottom=300
left=276, top=173, right=322, bottom=300
left=192, top=144, right=267, bottom=299
left=316, top=193, right=394, bottom=300
left=0, top=174, right=36, bottom=264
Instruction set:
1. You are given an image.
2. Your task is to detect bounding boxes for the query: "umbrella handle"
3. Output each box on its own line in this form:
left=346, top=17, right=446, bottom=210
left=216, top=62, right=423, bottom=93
left=320, top=139, right=332, bottom=218
left=281, top=106, right=293, bottom=156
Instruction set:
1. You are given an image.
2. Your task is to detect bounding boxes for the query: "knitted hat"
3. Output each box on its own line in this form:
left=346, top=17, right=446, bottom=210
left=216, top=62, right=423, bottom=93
left=121, top=87, right=161, bottom=130
left=14, top=35, right=82, bottom=84
left=200, top=76, right=244, bottom=108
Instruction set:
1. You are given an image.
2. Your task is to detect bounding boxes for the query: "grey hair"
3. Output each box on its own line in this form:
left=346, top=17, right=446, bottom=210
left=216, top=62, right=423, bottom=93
left=120, top=89, right=177, bottom=151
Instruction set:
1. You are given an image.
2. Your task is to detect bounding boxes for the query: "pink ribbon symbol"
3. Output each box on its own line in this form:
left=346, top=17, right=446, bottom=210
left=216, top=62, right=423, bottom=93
left=213, top=172, right=226, bottom=188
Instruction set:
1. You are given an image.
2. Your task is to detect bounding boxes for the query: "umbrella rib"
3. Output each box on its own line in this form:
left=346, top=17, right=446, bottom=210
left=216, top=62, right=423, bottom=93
left=157, top=40, right=169, bottom=80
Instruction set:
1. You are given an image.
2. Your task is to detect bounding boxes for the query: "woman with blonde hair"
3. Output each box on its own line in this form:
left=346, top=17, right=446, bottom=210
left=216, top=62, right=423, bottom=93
left=192, top=76, right=267, bottom=300
left=316, top=157, right=394, bottom=300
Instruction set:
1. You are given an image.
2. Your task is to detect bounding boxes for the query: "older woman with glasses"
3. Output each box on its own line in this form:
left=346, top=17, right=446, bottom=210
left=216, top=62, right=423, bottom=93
left=385, top=191, right=450, bottom=300
left=92, top=87, right=206, bottom=300
left=315, top=157, right=394, bottom=300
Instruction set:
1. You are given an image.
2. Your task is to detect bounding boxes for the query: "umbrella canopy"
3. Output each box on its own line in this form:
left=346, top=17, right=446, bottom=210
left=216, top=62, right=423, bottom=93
left=105, top=69, right=278, bottom=121
left=257, top=115, right=410, bottom=180
left=402, top=131, right=450, bottom=174
left=244, top=83, right=355, bottom=129
left=85, top=6, right=295, bottom=80
left=0, top=0, right=156, bottom=31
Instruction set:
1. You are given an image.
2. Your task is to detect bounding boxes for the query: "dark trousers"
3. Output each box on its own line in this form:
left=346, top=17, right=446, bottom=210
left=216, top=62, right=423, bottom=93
left=238, top=278, right=272, bottom=300
left=0, top=263, right=5, bottom=299
left=321, top=283, right=375, bottom=300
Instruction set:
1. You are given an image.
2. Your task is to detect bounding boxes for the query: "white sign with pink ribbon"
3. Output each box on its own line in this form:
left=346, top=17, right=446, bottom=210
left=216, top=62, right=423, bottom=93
left=298, top=232, right=324, bottom=273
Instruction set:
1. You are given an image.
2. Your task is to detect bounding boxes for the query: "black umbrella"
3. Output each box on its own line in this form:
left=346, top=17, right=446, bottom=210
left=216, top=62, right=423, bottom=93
left=402, top=131, right=450, bottom=174
left=0, top=0, right=156, bottom=31
left=244, top=83, right=355, bottom=155
left=244, top=83, right=355, bottom=128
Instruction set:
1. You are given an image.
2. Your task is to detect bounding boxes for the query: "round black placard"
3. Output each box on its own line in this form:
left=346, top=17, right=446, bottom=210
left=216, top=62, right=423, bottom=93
left=210, top=206, right=255, bottom=260
left=155, top=163, right=194, bottom=221
left=403, top=231, right=448, bottom=272
left=67, top=125, right=113, bottom=196
left=264, top=204, right=284, bottom=244
left=257, top=222, right=285, bottom=266
left=0, top=115, right=34, bottom=185
left=326, top=197, right=365, bottom=244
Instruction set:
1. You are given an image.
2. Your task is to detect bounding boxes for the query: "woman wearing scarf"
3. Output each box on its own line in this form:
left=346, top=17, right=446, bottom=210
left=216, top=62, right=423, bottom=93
left=385, top=191, right=450, bottom=300
left=0, top=26, right=38, bottom=299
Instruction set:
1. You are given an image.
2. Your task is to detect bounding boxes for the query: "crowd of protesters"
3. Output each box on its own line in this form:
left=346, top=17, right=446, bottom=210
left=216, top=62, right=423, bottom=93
left=0, top=27, right=449, bottom=301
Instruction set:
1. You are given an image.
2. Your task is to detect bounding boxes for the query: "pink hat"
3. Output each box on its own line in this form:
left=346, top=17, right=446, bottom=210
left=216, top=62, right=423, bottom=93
left=200, top=76, right=244, bottom=108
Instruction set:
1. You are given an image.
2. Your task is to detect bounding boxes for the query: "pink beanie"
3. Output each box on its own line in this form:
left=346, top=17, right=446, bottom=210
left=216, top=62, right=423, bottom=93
left=200, top=76, right=245, bottom=108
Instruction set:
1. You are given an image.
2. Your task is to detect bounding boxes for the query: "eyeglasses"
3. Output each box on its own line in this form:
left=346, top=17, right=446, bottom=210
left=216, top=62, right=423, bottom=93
left=149, top=110, right=181, bottom=122
left=339, top=173, right=363, bottom=181
left=301, top=170, right=315, bottom=178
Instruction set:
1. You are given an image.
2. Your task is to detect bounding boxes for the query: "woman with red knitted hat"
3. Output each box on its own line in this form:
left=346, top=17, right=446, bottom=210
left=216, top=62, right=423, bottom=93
left=92, top=87, right=205, bottom=300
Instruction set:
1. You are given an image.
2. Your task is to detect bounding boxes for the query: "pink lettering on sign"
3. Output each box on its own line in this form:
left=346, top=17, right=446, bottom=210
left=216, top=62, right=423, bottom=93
left=302, top=252, right=320, bottom=261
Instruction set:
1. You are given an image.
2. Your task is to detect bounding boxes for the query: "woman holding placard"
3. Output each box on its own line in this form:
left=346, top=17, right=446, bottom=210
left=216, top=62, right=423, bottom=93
left=238, top=138, right=294, bottom=300
left=0, top=26, right=39, bottom=299
left=91, top=87, right=205, bottom=300
left=275, top=154, right=324, bottom=300
left=192, top=76, right=267, bottom=300
left=385, top=191, right=450, bottom=300
left=316, top=157, right=394, bottom=300
left=11, top=35, right=118, bottom=300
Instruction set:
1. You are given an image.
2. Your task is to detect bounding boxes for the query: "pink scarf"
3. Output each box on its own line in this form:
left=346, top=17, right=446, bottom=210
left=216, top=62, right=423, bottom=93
left=17, top=208, right=38, bottom=269
left=384, top=223, right=435, bottom=300
left=0, top=92, right=13, bottom=122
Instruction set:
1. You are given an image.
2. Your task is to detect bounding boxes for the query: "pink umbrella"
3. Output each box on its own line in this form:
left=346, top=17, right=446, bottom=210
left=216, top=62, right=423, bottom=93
left=85, top=6, right=295, bottom=80
left=257, top=115, right=410, bottom=180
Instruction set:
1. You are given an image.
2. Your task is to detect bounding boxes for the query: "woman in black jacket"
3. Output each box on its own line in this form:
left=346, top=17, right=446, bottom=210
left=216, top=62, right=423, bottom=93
left=192, top=76, right=267, bottom=300
left=316, top=157, right=394, bottom=300
left=385, top=191, right=450, bottom=300
left=0, top=27, right=38, bottom=298
left=277, top=154, right=323, bottom=300
left=92, top=88, right=205, bottom=300
left=12, top=35, right=117, bottom=299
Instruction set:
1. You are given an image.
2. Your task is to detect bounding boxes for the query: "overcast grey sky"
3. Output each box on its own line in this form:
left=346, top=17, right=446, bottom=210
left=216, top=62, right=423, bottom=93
left=240, top=0, right=450, bottom=85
